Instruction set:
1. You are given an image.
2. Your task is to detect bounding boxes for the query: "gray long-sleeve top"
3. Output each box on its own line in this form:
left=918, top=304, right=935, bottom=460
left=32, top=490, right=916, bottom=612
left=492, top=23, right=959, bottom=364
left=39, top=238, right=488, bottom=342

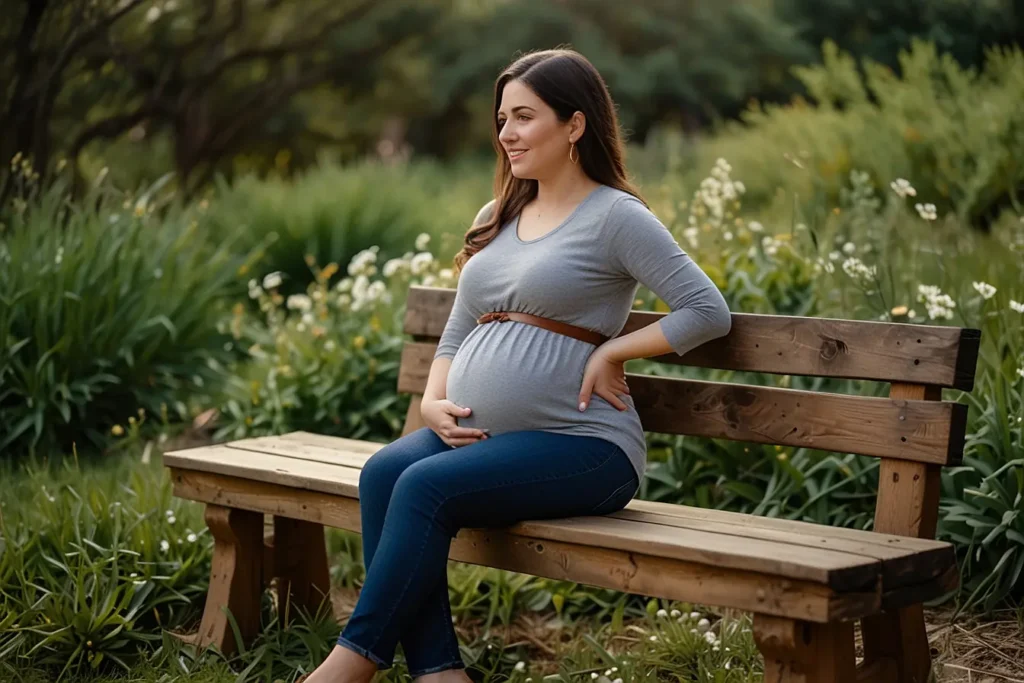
left=434, top=184, right=733, bottom=484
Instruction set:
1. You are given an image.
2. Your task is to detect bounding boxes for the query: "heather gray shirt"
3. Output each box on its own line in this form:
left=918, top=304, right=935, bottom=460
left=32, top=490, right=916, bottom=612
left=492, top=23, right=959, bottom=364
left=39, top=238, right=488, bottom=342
left=434, top=184, right=733, bottom=485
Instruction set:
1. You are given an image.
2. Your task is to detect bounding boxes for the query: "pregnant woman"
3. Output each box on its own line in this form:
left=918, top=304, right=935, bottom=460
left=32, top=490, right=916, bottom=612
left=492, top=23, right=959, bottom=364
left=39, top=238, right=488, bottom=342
left=301, top=48, right=733, bottom=683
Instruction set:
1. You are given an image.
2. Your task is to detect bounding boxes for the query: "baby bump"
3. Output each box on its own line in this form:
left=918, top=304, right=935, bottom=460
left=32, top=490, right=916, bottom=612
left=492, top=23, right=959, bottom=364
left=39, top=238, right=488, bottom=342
left=443, top=324, right=591, bottom=433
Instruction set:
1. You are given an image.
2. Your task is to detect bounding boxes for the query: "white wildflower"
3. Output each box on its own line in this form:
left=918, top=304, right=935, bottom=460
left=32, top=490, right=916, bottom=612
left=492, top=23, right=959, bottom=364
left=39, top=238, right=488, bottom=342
left=167, top=515, right=176, bottom=524
left=410, top=251, right=434, bottom=276
left=1010, top=300, right=1024, bottom=313
left=649, top=635, right=658, bottom=641
left=591, top=674, right=599, bottom=680
left=748, top=221, right=763, bottom=232
left=336, top=277, right=354, bottom=292
left=657, top=609, right=668, bottom=618
left=286, top=294, right=312, bottom=311
left=697, top=618, right=711, bottom=633
left=690, top=611, right=701, bottom=619
left=514, top=662, right=525, bottom=672
left=670, top=609, right=681, bottom=618
left=842, top=241, right=856, bottom=255
left=383, top=258, right=408, bottom=278
left=160, top=540, right=170, bottom=552
left=915, top=203, right=938, bottom=221
left=972, top=282, right=996, bottom=300
left=890, top=178, right=917, bottom=198
left=347, top=247, right=379, bottom=277
left=704, top=630, right=717, bottom=644
left=917, top=284, right=956, bottom=320
left=130, top=573, right=137, bottom=578
left=262, top=271, right=283, bottom=289
left=187, top=533, right=197, bottom=543
left=841, top=257, right=877, bottom=282
left=415, top=233, right=431, bottom=251
left=324, top=340, right=336, bottom=352
left=145, top=6, right=162, bottom=22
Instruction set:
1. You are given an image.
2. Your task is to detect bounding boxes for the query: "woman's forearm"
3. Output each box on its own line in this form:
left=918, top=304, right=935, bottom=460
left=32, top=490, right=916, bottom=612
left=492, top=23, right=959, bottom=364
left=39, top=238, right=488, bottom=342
left=423, top=356, right=452, bottom=402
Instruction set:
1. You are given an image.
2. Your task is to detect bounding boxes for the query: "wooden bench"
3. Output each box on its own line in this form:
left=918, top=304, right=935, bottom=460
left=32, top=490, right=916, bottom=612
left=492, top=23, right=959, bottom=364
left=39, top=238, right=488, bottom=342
left=165, top=284, right=980, bottom=682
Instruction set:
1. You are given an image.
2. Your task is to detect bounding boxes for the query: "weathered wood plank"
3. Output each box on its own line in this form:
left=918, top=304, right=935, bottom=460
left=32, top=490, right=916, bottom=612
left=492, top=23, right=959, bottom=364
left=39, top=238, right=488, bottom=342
left=754, top=615, right=856, bottom=682
left=170, top=469, right=881, bottom=622
left=403, top=285, right=980, bottom=390
left=167, top=448, right=878, bottom=589
left=611, top=507, right=954, bottom=589
left=224, top=436, right=377, bottom=469
left=164, top=446, right=361, bottom=496
left=861, top=383, right=947, bottom=683
left=398, top=341, right=967, bottom=465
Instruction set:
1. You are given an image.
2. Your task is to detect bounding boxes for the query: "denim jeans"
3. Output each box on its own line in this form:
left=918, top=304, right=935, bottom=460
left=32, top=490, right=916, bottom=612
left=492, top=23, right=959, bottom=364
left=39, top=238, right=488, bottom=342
left=336, top=426, right=640, bottom=676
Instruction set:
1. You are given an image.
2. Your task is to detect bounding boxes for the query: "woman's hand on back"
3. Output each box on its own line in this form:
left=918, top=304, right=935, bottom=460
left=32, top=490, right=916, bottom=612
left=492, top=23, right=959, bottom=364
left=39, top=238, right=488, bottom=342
left=420, top=397, right=489, bottom=447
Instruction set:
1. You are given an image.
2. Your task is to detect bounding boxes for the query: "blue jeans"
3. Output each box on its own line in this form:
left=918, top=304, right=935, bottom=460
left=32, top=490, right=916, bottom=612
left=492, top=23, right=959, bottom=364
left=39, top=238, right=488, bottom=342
left=336, top=426, right=640, bottom=676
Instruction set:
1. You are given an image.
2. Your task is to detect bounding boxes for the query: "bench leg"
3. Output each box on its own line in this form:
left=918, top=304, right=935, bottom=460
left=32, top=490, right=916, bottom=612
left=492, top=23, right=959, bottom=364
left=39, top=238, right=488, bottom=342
left=195, top=505, right=264, bottom=655
left=753, top=615, right=855, bottom=683
left=271, top=516, right=332, bottom=621
left=861, top=606, right=932, bottom=683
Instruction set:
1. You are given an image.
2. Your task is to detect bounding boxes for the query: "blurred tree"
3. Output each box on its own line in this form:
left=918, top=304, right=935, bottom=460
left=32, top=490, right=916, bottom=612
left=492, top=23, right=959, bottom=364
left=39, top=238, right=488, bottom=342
left=778, top=0, right=1022, bottom=74
left=0, top=0, right=440, bottom=199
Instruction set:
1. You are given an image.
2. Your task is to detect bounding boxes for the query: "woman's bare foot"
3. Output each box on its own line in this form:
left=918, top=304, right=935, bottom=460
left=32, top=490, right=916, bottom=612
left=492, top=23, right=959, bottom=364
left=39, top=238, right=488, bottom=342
left=302, top=644, right=379, bottom=683
left=413, top=668, right=472, bottom=683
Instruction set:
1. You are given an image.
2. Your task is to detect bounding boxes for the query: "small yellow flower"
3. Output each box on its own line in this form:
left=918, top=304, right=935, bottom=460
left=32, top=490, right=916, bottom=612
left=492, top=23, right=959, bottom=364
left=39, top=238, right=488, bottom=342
left=129, top=416, right=136, bottom=425
left=776, top=452, right=788, bottom=462
left=232, top=302, right=244, bottom=316
left=305, top=253, right=316, bottom=267
left=891, top=305, right=908, bottom=316
left=245, top=416, right=253, bottom=426
left=237, top=264, right=249, bottom=276
left=369, top=315, right=381, bottom=332
left=353, top=335, right=366, bottom=350
left=199, top=199, right=209, bottom=211
left=321, top=262, right=339, bottom=280
left=111, top=424, right=124, bottom=436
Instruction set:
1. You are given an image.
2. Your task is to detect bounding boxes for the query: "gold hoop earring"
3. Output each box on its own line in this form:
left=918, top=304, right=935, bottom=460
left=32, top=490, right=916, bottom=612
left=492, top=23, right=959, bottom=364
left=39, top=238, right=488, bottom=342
left=569, top=142, right=579, bottom=165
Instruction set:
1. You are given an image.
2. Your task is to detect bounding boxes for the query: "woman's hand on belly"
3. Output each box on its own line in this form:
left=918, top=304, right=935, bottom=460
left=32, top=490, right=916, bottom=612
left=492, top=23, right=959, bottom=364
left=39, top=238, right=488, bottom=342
left=421, top=397, right=490, bottom=447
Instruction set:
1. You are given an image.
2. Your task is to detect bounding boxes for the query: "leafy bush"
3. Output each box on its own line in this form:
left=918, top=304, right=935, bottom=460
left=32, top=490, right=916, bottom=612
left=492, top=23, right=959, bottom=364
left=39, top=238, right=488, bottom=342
left=638, top=159, right=1024, bottom=610
left=203, top=157, right=489, bottom=298
left=682, top=39, right=1024, bottom=228
left=0, top=172, right=260, bottom=457
left=0, top=453, right=211, bottom=678
left=212, top=235, right=458, bottom=442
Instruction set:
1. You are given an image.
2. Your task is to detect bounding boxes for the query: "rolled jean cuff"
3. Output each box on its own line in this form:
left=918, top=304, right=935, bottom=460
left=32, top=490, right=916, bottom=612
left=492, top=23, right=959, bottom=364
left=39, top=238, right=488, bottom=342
left=408, top=660, right=466, bottom=677
left=336, top=634, right=390, bottom=670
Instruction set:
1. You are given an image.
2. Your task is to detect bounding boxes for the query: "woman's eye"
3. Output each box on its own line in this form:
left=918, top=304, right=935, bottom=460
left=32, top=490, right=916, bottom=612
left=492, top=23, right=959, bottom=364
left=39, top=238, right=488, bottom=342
left=518, top=115, right=530, bottom=121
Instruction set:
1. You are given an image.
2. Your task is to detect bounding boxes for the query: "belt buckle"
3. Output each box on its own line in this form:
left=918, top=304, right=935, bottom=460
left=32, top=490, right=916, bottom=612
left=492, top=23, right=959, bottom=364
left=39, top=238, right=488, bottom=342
left=479, top=311, right=511, bottom=324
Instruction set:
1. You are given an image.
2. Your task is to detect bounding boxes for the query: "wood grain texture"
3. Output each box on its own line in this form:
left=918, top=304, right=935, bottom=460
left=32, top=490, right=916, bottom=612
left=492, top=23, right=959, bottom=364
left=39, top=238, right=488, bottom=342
left=169, top=469, right=880, bottom=622
left=403, top=285, right=980, bottom=390
left=397, top=341, right=967, bottom=465
left=194, top=505, right=263, bottom=656
left=271, top=517, right=331, bottom=621
left=862, top=383, right=946, bottom=683
left=754, top=615, right=856, bottom=683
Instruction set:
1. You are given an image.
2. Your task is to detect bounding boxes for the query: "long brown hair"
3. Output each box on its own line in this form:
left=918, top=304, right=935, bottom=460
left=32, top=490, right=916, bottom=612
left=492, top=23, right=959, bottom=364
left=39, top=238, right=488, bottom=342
left=452, top=48, right=646, bottom=274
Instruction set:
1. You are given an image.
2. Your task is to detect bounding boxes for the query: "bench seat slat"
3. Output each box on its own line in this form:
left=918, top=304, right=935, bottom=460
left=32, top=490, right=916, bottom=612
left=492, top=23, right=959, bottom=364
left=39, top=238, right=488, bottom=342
left=170, top=468, right=889, bottom=622
left=168, top=437, right=917, bottom=591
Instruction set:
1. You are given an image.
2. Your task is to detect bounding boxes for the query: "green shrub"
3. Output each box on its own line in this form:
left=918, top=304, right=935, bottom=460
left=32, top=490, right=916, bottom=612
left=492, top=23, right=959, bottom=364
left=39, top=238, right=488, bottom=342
left=212, top=235, right=458, bottom=443
left=0, top=453, right=211, bottom=678
left=203, top=157, right=490, bottom=298
left=0, top=173, right=260, bottom=456
left=681, top=39, right=1024, bottom=228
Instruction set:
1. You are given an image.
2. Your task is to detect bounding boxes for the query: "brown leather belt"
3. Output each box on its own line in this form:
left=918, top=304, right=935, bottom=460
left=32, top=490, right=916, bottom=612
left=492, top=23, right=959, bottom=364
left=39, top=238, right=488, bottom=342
left=477, top=311, right=609, bottom=346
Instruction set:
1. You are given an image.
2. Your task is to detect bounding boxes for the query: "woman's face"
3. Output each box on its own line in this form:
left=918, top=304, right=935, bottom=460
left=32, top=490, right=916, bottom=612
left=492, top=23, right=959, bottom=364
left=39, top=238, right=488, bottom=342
left=496, top=79, right=579, bottom=180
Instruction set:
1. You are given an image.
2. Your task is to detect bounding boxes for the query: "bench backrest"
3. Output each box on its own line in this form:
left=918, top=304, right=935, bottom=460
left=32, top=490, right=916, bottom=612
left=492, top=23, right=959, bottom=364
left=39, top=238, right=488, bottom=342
left=398, top=285, right=981, bottom=542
